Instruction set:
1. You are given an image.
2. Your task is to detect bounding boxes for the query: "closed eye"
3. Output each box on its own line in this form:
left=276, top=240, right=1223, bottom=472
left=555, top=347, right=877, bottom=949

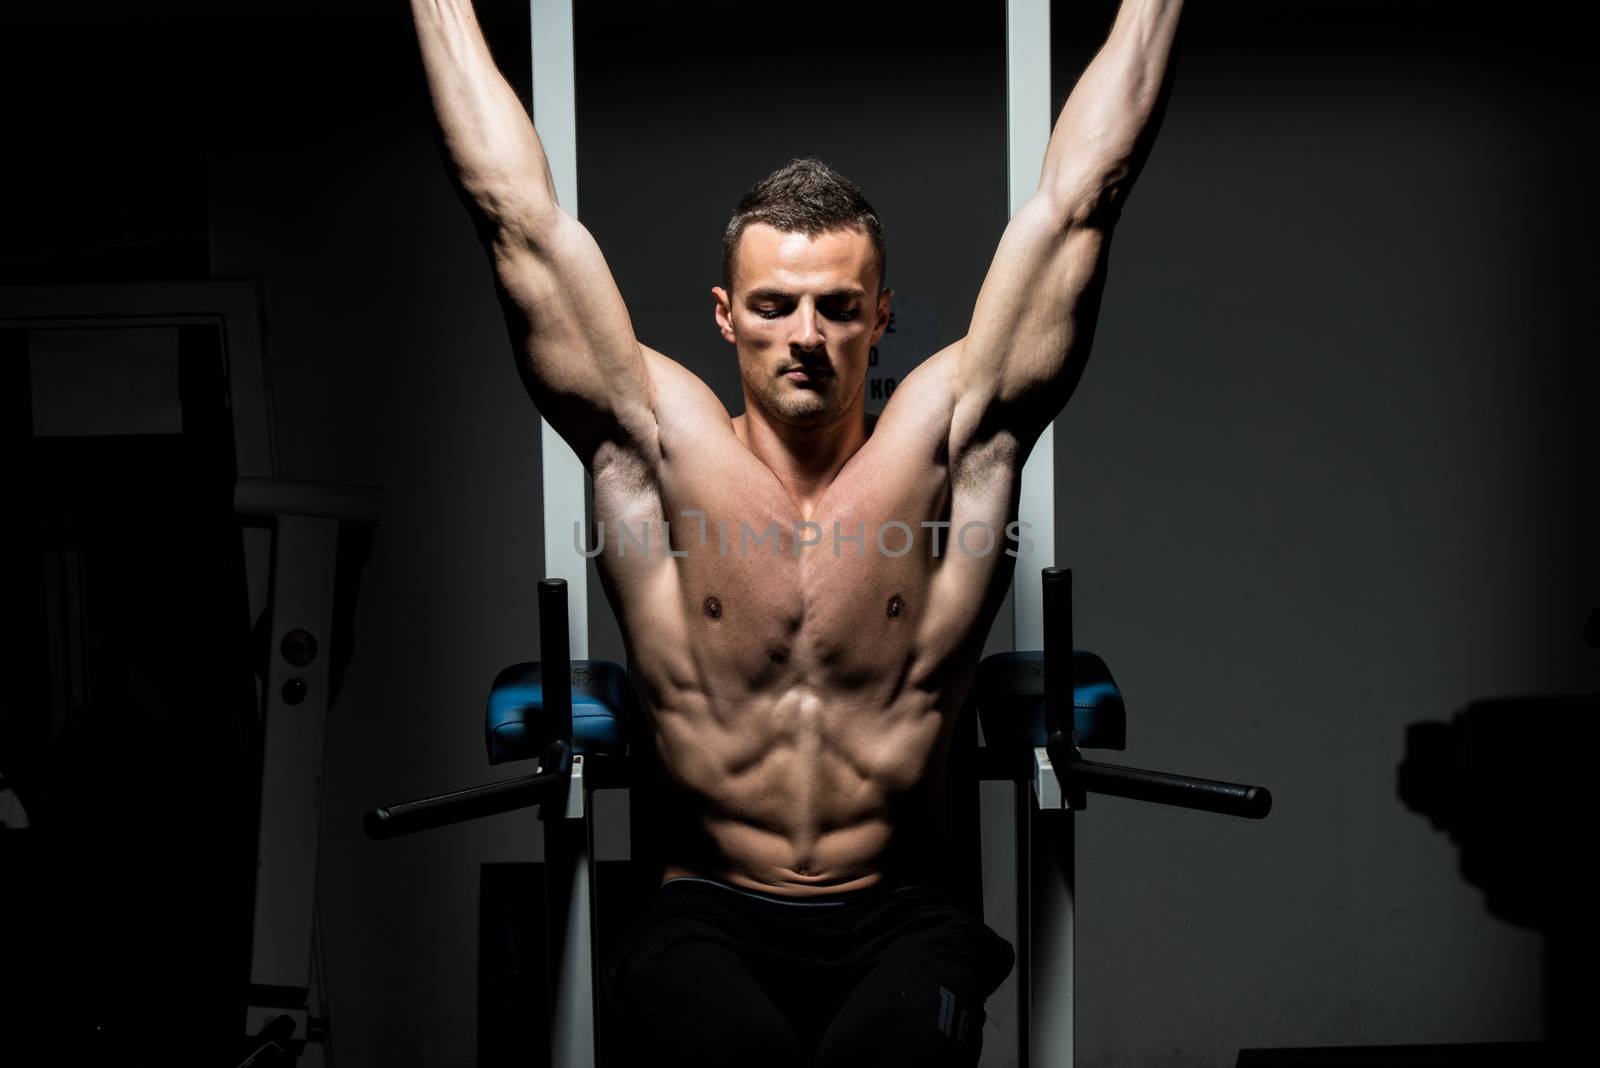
left=748, top=300, right=860, bottom=321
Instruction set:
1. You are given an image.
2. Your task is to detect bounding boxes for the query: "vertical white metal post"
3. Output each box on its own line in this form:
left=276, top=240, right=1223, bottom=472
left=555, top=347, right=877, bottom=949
left=531, top=4, right=598, bottom=1067
left=1008, top=4, right=1053, bottom=652
left=533, top=0, right=589, bottom=662
left=1008, top=0, right=1073, bottom=1065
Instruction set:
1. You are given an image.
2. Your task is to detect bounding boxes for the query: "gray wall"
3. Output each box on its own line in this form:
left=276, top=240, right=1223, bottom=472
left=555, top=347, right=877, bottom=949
left=10, top=1, right=1595, bottom=1065
left=1062, top=28, right=1591, bottom=1063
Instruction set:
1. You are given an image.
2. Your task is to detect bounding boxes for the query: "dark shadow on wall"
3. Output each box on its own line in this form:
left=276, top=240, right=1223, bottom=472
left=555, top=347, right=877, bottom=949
left=1399, top=688, right=1600, bottom=1059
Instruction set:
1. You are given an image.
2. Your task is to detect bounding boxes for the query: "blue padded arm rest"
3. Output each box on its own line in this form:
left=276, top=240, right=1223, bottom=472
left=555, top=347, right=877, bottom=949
left=974, top=650, right=1126, bottom=751
left=486, top=660, right=632, bottom=765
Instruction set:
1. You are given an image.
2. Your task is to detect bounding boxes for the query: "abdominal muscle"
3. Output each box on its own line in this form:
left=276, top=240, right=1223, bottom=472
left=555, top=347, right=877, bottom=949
left=645, top=679, right=951, bottom=898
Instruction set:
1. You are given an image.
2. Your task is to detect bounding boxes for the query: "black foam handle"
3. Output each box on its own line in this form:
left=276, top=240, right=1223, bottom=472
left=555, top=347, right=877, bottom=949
left=538, top=578, right=572, bottom=742
left=364, top=740, right=573, bottom=839
left=1047, top=733, right=1271, bottom=819
left=1041, top=567, right=1074, bottom=742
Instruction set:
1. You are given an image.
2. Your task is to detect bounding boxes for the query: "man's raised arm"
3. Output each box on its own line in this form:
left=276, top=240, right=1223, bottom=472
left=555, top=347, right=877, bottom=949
left=952, top=0, right=1184, bottom=446
left=410, top=0, right=654, bottom=468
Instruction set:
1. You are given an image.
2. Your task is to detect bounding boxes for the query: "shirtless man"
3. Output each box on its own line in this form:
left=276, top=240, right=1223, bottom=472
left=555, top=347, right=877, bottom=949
left=410, top=1, right=1184, bottom=1063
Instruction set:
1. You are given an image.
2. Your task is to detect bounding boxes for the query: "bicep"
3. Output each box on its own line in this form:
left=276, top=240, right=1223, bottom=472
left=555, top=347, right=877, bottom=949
left=492, top=209, right=657, bottom=467
left=953, top=193, right=1112, bottom=444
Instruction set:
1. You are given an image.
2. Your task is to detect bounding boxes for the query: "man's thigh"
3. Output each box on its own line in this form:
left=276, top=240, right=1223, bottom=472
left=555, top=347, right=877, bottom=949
left=602, top=891, right=804, bottom=1068
left=815, top=899, right=1015, bottom=1068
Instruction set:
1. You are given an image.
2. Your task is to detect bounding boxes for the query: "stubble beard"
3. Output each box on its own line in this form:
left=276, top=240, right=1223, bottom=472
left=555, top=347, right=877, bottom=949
left=762, top=368, right=873, bottom=431
left=769, top=381, right=837, bottom=426
left=743, top=349, right=839, bottom=428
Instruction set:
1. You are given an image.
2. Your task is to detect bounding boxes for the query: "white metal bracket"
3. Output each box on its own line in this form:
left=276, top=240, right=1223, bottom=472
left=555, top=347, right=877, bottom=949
left=563, top=753, right=586, bottom=819
left=1033, top=745, right=1072, bottom=810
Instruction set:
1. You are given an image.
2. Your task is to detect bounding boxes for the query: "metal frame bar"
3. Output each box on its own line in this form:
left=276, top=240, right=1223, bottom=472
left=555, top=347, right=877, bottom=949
left=528, top=4, right=600, bottom=1064
left=237, top=481, right=383, bottom=1065
left=1009, top=0, right=1054, bottom=657
left=242, top=513, right=340, bottom=1058
left=546, top=756, right=596, bottom=1066
left=532, top=0, right=589, bottom=661
left=1007, top=1, right=1071, bottom=1065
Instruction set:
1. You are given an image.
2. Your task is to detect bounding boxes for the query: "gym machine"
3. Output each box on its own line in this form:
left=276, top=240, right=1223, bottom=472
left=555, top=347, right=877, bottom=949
left=236, top=477, right=384, bottom=1068
left=365, top=567, right=1271, bottom=1066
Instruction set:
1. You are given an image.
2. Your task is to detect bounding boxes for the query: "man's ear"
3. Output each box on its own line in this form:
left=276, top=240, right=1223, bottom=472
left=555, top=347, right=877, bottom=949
left=871, top=287, right=894, bottom=345
left=712, top=286, right=737, bottom=343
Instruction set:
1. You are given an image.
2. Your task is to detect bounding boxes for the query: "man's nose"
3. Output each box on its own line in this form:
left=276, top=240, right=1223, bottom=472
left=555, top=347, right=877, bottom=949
left=790, top=302, right=823, bottom=352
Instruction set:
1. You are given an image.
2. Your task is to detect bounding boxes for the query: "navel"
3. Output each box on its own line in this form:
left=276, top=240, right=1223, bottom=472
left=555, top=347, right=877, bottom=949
left=703, top=595, right=723, bottom=621
left=886, top=593, right=906, bottom=619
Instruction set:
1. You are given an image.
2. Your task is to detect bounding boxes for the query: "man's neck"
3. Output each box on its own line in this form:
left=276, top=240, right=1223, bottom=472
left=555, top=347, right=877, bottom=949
left=734, top=402, right=872, bottom=518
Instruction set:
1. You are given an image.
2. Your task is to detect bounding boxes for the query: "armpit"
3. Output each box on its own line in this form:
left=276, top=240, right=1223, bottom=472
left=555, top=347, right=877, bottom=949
left=949, top=430, right=1022, bottom=496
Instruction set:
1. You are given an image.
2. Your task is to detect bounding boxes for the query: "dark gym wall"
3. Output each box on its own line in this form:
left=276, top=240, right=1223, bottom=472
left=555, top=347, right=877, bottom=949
left=1051, top=4, right=1594, bottom=1063
left=1043, top=4, right=1593, bottom=1061
left=4, top=2, right=1593, bottom=1066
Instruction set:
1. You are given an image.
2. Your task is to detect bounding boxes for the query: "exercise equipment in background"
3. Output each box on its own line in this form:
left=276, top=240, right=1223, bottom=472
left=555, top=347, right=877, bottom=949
left=366, top=568, right=1272, bottom=1067
left=236, top=477, right=383, bottom=1068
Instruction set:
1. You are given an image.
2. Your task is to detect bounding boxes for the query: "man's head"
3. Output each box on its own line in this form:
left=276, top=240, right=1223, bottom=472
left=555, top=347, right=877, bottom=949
left=713, top=158, right=892, bottom=430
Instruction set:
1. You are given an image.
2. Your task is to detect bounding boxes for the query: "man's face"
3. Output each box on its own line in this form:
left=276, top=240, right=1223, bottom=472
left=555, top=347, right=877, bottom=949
left=713, top=224, right=892, bottom=429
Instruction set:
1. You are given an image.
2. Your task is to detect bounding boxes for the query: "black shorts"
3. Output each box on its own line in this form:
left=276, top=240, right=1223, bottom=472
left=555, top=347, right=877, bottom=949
left=602, top=877, right=1015, bottom=1067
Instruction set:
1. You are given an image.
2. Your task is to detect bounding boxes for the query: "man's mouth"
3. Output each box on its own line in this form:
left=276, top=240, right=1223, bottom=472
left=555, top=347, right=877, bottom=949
left=782, top=363, right=832, bottom=382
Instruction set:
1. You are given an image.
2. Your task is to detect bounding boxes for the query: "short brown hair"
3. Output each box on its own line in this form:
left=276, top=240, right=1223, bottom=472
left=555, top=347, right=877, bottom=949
left=721, top=158, right=887, bottom=294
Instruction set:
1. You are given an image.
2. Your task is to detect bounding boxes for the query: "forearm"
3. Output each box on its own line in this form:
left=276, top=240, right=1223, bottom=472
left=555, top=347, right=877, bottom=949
left=411, top=0, right=559, bottom=231
left=1039, top=0, right=1185, bottom=224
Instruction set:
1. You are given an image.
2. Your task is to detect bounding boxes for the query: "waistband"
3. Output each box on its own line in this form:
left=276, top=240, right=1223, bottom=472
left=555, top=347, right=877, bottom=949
left=661, top=875, right=908, bottom=909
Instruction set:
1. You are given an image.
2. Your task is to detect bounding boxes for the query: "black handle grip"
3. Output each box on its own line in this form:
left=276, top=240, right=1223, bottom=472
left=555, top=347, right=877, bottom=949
left=538, top=579, right=572, bottom=742
left=1041, top=567, right=1074, bottom=742
left=1047, top=734, right=1271, bottom=819
left=364, top=740, right=573, bottom=839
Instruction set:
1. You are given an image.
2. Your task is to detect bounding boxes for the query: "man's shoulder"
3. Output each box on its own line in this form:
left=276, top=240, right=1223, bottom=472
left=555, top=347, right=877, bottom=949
left=640, top=345, right=733, bottom=429
left=869, top=343, right=961, bottom=449
left=626, top=346, right=753, bottom=488
left=589, top=346, right=724, bottom=491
